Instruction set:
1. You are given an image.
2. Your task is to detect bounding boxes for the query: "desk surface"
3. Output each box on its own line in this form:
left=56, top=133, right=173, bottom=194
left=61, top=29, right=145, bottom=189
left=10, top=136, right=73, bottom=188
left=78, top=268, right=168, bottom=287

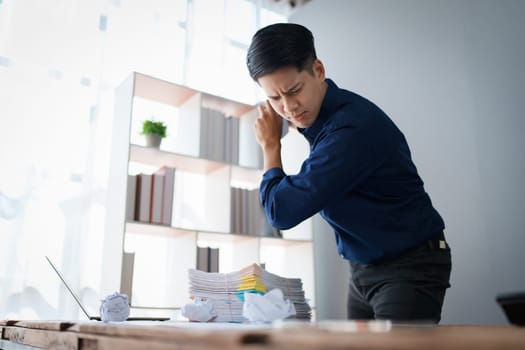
left=1, top=319, right=525, bottom=350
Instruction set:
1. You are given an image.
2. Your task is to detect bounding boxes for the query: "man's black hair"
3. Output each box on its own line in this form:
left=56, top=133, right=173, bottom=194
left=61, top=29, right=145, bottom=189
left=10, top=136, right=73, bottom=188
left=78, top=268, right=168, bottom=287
left=246, top=23, right=317, bottom=81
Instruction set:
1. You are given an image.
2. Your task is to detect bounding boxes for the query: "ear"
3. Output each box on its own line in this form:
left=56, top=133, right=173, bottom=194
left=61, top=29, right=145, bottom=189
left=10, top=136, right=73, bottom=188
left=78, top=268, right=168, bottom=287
left=313, top=59, right=325, bottom=80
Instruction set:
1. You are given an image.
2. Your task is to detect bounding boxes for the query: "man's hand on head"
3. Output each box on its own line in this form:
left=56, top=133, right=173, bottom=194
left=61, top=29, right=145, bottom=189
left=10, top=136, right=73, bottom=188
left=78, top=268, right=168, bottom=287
left=254, top=100, right=283, bottom=151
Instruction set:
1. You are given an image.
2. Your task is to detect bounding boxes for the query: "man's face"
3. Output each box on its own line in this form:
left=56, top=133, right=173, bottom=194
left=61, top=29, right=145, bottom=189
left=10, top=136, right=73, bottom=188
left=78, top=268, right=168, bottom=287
left=257, top=60, right=327, bottom=129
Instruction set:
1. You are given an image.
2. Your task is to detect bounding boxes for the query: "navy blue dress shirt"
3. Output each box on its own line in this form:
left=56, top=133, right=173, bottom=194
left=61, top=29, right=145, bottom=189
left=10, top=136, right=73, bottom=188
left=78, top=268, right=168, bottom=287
left=259, top=79, right=445, bottom=264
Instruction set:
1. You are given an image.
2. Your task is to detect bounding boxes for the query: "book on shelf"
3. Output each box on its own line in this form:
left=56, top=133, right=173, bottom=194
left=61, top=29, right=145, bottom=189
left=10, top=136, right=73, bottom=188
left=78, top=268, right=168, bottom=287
left=120, top=251, right=135, bottom=300
left=161, top=167, right=176, bottom=226
left=151, top=171, right=165, bottom=224
left=229, top=187, right=281, bottom=237
left=253, top=189, right=281, bottom=238
left=152, top=166, right=176, bottom=226
left=130, top=175, right=281, bottom=237
left=132, top=103, right=249, bottom=168
left=196, top=246, right=220, bottom=273
left=209, top=247, right=219, bottom=273
left=211, top=109, right=221, bottom=162
left=126, top=175, right=137, bottom=221
left=218, top=116, right=241, bottom=165
left=230, top=187, right=241, bottom=234
left=251, top=189, right=260, bottom=236
left=224, top=116, right=232, bottom=164
left=199, top=107, right=210, bottom=161
left=199, top=107, right=240, bottom=164
left=136, top=174, right=152, bottom=223
left=129, top=167, right=176, bottom=226
left=196, top=246, right=209, bottom=272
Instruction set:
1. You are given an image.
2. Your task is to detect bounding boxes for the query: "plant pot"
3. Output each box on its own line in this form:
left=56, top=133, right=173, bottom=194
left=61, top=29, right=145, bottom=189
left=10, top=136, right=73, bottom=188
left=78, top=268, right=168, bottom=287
left=145, top=134, right=162, bottom=148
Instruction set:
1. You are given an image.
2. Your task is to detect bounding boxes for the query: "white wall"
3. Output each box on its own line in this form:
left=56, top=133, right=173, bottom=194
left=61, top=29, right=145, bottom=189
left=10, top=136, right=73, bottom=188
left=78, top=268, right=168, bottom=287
left=291, top=0, right=525, bottom=324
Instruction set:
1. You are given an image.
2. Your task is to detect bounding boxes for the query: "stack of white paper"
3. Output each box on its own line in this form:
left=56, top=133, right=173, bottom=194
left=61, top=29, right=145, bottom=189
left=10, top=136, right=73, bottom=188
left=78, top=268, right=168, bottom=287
left=188, top=263, right=311, bottom=323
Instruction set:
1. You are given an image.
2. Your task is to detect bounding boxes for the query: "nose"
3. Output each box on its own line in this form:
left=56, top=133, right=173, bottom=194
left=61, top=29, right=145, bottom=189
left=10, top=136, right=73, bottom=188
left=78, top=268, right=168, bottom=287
left=282, top=96, right=298, bottom=115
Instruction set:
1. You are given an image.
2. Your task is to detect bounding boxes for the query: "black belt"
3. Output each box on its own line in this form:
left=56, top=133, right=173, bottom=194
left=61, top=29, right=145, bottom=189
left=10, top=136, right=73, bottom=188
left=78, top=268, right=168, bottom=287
left=350, top=232, right=449, bottom=266
left=413, top=231, right=448, bottom=253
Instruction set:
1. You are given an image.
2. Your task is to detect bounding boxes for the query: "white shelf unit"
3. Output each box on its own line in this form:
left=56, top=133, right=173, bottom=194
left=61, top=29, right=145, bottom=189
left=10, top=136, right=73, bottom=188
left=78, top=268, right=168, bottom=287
left=104, top=72, right=315, bottom=314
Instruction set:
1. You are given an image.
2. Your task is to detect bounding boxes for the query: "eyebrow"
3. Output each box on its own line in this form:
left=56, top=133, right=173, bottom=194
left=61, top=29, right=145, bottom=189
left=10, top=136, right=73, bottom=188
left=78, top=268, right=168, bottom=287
left=268, top=83, right=302, bottom=99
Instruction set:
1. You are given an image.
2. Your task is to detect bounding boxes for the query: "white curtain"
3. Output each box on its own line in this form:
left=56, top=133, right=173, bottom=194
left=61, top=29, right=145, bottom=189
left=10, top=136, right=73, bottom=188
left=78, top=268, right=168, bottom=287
left=0, top=0, right=286, bottom=320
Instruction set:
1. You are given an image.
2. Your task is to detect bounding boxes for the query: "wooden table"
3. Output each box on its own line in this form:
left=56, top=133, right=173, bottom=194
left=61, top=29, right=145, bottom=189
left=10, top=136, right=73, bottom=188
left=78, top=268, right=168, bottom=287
left=1, top=319, right=525, bottom=350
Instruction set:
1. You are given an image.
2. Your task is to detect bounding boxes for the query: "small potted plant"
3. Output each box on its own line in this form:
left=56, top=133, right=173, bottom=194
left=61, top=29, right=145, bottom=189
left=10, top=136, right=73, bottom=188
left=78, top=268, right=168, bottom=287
left=141, top=119, right=167, bottom=148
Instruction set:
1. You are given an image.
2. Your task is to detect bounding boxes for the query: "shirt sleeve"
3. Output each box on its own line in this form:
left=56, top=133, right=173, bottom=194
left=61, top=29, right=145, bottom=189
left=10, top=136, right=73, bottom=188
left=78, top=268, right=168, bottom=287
left=259, top=117, right=398, bottom=230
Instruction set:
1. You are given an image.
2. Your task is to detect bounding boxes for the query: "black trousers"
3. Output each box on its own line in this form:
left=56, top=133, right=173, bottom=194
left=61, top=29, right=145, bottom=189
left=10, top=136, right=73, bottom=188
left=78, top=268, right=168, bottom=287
left=347, top=232, right=452, bottom=323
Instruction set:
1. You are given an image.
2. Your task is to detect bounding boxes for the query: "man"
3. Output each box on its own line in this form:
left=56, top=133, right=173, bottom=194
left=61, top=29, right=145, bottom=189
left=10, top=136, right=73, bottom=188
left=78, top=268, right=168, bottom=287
left=246, top=23, right=451, bottom=323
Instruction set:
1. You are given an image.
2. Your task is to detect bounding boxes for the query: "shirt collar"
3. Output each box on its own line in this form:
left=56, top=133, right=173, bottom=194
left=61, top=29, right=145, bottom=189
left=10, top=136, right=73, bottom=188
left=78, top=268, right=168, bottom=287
left=298, top=78, right=339, bottom=144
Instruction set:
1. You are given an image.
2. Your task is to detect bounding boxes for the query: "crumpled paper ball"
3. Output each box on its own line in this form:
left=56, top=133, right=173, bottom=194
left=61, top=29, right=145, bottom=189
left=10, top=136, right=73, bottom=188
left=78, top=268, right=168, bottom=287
left=99, top=292, right=130, bottom=322
left=243, top=288, right=296, bottom=323
left=181, top=297, right=218, bottom=322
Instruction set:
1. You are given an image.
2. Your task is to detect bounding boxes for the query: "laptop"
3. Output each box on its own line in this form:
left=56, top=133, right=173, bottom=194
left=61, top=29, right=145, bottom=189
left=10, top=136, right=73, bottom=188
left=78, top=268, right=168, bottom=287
left=45, top=256, right=169, bottom=321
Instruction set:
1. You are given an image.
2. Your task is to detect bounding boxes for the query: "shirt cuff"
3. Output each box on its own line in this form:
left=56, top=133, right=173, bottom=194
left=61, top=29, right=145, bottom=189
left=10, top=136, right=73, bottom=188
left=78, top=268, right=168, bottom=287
left=262, top=167, right=286, bottom=180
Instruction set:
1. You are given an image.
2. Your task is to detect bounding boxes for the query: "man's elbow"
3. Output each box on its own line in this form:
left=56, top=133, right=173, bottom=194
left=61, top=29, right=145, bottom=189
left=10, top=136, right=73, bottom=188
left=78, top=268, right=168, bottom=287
left=266, top=210, right=300, bottom=230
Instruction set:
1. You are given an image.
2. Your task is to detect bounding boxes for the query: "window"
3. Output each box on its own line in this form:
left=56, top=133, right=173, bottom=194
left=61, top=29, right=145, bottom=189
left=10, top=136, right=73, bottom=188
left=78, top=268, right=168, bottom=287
left=0, top=0, right=286, bottom=320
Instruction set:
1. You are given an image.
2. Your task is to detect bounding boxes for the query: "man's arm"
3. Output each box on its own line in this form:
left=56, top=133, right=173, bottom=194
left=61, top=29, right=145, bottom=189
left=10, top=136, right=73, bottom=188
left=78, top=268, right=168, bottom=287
left=254, top=100, right=283, bottom=172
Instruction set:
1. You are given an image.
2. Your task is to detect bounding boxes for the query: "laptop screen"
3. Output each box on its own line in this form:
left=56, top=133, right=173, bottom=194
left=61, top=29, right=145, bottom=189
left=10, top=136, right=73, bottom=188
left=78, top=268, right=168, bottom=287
left=45, top=256, right=169, bottom=321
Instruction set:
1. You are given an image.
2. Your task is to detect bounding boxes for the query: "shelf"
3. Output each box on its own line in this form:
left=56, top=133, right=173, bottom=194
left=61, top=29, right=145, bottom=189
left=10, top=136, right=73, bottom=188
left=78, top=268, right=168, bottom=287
left=134, top=73, right=198, bottom=107
left=125, top=222, right=304, bottom=245
left=125, top=222, right=195, bottom=239
left=134, top=72, right=254, bottom=117
left=130, top=144, right=263, bottom=185
left=200, top=91, right=254, bottom=117
left=230, top=165, right=263, bottom=188
left=260, top=236, right=312, bottom=246
left=106, top=72, right=315, bottom=313
left=130, top=144, right=226, bottom=174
